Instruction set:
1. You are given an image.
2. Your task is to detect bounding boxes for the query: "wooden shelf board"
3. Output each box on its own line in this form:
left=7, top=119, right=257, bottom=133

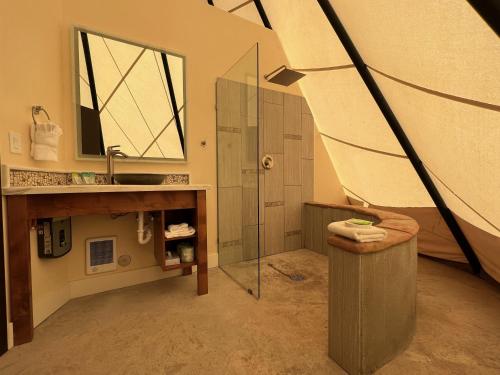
left=161, top=261, right=196, bottom=272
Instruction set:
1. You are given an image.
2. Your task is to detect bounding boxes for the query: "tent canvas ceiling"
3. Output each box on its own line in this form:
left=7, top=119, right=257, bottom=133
left=208, top=0, right=500, bottom=282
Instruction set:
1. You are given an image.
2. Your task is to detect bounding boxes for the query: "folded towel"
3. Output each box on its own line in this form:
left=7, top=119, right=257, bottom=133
left=169, top=228, right=194, bottom=235
left=167, top=223, right=189, bottom=232
left=30, top=121, right=63, bottom=161
left=165, top=230, right=195, bottom=239
left=165, top=226, right=196, bottom=239
left=354, top=233, right=386, bottom=243
left=31, top=122, right=63, bottom=147
left=345, top=222, right=372, bottom=229
left=30, top=143, right=58, bottom=161
left=328, top=220, right=387, bottom=243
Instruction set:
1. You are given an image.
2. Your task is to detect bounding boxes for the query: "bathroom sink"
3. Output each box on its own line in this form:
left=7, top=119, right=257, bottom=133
left=113, top=173, right=165, bottom=185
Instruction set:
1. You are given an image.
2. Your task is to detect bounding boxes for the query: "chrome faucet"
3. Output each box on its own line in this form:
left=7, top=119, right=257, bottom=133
left=106, top=145, right=128, bottom=184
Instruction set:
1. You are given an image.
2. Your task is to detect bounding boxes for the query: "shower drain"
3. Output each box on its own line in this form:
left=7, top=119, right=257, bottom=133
left=268, top=263, right=305, bottom=281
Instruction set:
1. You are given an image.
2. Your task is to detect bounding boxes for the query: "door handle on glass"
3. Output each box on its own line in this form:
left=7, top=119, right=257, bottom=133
left=262, top=155, right=274, bottom=170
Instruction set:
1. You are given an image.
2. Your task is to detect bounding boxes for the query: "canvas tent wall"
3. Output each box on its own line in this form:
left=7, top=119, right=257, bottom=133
left=207, top=0, right=500, bottom=282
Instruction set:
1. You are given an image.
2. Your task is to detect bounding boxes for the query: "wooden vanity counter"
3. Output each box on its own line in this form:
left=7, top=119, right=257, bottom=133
left=3, top=184, right=210, bottom=346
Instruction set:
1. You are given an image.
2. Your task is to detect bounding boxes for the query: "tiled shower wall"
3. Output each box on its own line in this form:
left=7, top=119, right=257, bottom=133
left=217, top=78, right=314, bottom=261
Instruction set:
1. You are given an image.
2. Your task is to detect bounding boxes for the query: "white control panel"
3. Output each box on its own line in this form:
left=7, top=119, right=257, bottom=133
left=9, top=131, right=22, bottom=154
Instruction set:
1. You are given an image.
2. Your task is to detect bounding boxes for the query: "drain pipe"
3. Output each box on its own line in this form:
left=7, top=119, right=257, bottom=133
left=137, top=212, right=152, bottom=245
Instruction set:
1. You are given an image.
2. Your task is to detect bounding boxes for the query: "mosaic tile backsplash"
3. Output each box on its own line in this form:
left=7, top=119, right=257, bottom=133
left=9, top=169, right=189, bottom=187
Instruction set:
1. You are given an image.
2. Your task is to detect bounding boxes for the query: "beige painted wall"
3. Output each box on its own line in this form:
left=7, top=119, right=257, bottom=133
left=0, top=0, right=344, bottom=329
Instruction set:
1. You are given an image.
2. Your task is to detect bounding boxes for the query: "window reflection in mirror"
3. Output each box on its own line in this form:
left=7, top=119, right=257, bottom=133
left=75, top=28, right=186, bottom=160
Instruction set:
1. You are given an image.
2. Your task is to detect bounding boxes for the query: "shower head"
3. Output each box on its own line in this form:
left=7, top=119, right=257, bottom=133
left=264, top=65, right=305, bottom=86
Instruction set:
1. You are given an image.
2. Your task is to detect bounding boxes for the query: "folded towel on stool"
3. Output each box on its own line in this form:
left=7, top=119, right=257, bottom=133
left=328, top=220, right=387, bottom=243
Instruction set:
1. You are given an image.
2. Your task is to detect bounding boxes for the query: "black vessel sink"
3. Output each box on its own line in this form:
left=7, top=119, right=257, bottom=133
left=113, top=173, right=165, bottom=185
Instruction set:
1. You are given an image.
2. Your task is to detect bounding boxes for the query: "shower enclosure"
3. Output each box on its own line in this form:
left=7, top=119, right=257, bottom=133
left=216, top=44, right=261, bottom=298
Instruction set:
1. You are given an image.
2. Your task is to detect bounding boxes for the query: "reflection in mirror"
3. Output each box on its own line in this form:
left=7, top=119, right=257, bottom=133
left=74, top=28, right=186, bottom=160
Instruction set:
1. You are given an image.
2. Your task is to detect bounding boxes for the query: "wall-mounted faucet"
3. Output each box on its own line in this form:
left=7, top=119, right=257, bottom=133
left=106, top=145, right=128, bottom=184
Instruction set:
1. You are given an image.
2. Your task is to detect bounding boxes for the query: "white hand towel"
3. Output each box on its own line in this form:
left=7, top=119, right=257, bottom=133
left=31, top=122, right=63, bottom=147
left=327, top=221, right=387, bottom=243
left=30, top=121, right=63, bottom=161
left=30, top=143, right=58, bottom=161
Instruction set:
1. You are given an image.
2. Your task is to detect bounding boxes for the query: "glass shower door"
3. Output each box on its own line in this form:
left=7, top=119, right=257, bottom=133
left=216, top=44, right=261, bottom=298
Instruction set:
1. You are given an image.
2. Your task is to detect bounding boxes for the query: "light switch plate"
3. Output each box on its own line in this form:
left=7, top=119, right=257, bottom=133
left=9, top=131, right=22, bottom=154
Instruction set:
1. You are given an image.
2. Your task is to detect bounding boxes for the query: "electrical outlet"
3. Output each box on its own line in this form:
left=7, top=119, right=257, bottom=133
left=9, top=131, right=22, bottom=154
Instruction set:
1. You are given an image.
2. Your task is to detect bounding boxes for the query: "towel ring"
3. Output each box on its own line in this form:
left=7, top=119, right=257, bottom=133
left=32, top=105, right=51, bottom=124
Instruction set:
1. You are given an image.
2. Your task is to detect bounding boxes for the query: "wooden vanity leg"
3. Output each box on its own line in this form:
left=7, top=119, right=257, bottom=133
left=6, top=196, right=34, bottom=345
left=182, top=267, right=192, bottom=276
left=196, top=191, right=208, bottom=295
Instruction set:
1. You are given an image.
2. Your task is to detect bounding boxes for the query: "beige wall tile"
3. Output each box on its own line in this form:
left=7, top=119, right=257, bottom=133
left=241, top=116, right=258, bottom=170
left=217, top=79, right=242, bottom=114
left=258, top=87, right=264, bottom=119
left=285, top=186, right=302, bottom=232
left=217, top=110, right=242, bottom=129
left=241, top=170, right=265, bottom=225
left=258, top=170, right=265, bottom=224
left=303, top=204, right=311, bottom=250
left=304, top=204, right=326, bottom=253
left=322, top=208, right=336, bottom=255
left=264, top=205, right=284, bottom=255
left=303, top=204, right=323, bottom=254
left=264, top=154, right=284, bottom=203
left=263, top=102, right=284, bottom=154
left=263, top=88, right=283, bottom=105
left=329, top=248, right=361, bottom=371
left=302, top=113, right=314, bottom=159
left=240, top=83, right=259, bottom=118
left=242, top=171, right=258, bottom=226
left=311, top=205, right=324, bottom=254
left=284, top=139, right=302, bottom=186
left=228, top=80, right=241, bottom=113
left=330, top=239, right=417, bottom=373
left=257, top=87, right=264, bottom=119
left=217, top=131, right=241, bottom=187
left=242, top=224, right=264, bottom=261
left=285, top=232, right=303, bottom=251
left=218, top=186, right=242, bottom=243
left=302, top=158, right=314, bottom=202
left=218, top=243, right=243, bottom=266
left=284, top=94, right=302, bottom=135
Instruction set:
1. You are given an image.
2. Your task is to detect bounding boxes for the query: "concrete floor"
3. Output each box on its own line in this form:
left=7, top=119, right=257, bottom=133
left=0, top=249, right=499, bottom=374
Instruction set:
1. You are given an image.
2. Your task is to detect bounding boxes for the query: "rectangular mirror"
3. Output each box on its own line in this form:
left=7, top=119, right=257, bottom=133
left=74, top=28, right=186, bottom=161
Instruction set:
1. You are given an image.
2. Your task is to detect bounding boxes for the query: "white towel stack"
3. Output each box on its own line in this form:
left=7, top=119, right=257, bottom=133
left=30, top=122, right=63, bottom=161
left=328, top=220, right=387, bottom=243
left=165, top=223, right=196, bottom=239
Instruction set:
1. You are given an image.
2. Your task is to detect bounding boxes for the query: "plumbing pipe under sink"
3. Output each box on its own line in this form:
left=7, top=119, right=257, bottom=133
left=137, top=211, right=152, bottom=245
